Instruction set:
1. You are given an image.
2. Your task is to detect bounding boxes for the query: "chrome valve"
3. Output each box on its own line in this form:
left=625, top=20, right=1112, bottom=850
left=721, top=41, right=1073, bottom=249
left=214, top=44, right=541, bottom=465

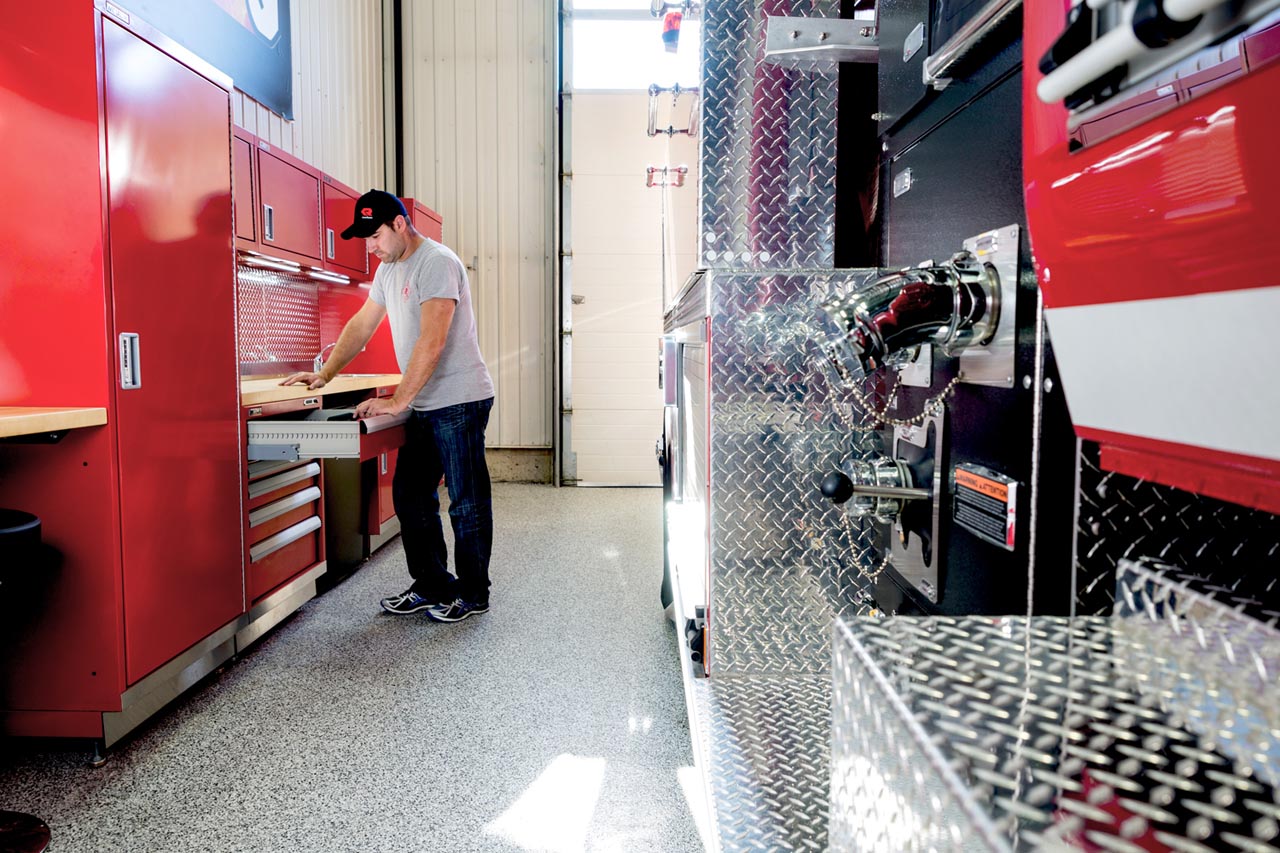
left=822, top=250, right=1000, bottom=381
left=820, top=457, right=930, bottom=523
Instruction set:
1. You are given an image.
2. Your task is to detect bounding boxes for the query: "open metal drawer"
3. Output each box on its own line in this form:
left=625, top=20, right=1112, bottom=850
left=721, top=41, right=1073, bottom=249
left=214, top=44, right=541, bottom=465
left=247, top=407, right=408, bottom=461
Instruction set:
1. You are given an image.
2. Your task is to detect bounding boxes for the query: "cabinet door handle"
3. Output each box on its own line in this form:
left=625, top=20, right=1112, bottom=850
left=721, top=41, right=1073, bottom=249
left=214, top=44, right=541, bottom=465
left=119, top=332, right=141, bottom=389
left=326, top=228, right=335, bottom=259
left=381, top=452, right=388, bottom=476
left=263, top=203, right=275, bottom=242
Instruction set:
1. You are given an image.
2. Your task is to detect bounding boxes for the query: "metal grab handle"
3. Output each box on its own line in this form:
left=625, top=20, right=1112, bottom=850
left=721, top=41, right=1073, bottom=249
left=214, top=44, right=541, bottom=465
left=250, top=515, right=321, bottom=562
left=645, top=165, right=688, bottom=188
left=326, top=228, right=335, bottom=259
left=923, top=0, right=1022, bottom=89
left=647, top=83, right=700, bottom=137
left=119, top=332, right=141, bottom=389
left=263, top=203, right=275, bottom=241
left=249, top=486, right=322, bottom=528
left=852, top=484, right=932, bottom=500
left=248, top=461, right=321, bottom=500
left=1035, top=0, right=1231, bottom=104
left=649, top=0, right=699, bottom=19
left=360, top=410, right=411, bottom=434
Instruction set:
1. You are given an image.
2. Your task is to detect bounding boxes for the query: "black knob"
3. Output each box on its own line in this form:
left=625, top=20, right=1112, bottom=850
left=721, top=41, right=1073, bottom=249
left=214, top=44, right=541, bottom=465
left=1038, top=3, right=1093, bottom=75
left=821, top=471, right=854, bottom=504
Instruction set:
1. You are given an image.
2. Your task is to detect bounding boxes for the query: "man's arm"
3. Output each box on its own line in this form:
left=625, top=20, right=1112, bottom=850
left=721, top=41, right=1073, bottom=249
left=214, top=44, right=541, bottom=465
left=355, top=298, right=455, bottom=417
left=280, top=298, right=388, bottom=389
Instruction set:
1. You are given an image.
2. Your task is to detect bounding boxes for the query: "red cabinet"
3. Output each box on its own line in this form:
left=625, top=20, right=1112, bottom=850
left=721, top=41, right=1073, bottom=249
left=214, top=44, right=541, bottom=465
left=0, top=3, right=245, bottom=740
left=231, top=126, right=324, bottom=266
left=365, top=447, right=399, bottom=535
left=322, top=177, right=369, bottom=277
left=232, top=128, right=257, bottom=247
left=101, top=17, right=244, bottom=683
left=257, top=142, right=323, bottom=263
left=245, top=458, right=325, bottom=603
left=401, top=197, right=444, bottom=242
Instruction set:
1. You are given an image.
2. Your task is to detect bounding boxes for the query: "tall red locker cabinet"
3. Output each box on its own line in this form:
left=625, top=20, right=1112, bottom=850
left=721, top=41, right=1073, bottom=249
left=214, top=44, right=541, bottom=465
left=101, top=18, right=244, bottom=682
left=0, top=2, right=243, bottom=740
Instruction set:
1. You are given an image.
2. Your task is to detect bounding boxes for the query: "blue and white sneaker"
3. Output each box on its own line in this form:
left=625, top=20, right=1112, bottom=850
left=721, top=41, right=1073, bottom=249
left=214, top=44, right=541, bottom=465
left=424, top=598, right=489, bottom=623
left=380, top=589, right=433, bottom=615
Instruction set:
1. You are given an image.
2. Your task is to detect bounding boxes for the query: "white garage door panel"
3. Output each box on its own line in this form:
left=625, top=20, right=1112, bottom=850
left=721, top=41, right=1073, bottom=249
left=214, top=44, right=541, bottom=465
left=575, top=425, right=662, bottom=444
left=573, top=331, right=662, bottom=350
left=574, top=360, right=658, bottom=381
left=575, top=389, right=664, bottom=409
left=570, top=91, right=697, bottom=485
left=575, top=409, right=660, bottom=427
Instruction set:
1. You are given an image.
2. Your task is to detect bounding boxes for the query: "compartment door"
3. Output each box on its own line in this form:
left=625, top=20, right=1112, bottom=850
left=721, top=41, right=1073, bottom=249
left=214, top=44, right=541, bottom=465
left=103, top=19, right=244, bottom=684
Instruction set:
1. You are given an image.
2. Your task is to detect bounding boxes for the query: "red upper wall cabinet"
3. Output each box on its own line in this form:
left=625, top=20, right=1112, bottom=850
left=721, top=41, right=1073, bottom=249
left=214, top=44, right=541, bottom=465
left=401, top=197, right=443, bottom=242
left=232, top=127, right=257, bottom=249
left=256, top=141, right=322, bottom=263
left=322, top=176, right=368, bottom=277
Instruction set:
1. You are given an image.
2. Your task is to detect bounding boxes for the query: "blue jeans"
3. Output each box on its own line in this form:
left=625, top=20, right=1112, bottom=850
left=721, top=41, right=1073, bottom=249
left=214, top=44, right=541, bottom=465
left=394, top=398, right=493, bottom=604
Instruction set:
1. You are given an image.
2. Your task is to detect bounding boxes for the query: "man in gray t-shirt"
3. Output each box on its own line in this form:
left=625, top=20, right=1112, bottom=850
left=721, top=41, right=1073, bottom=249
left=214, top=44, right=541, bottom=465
left=281, top=190, right=495, bottom=623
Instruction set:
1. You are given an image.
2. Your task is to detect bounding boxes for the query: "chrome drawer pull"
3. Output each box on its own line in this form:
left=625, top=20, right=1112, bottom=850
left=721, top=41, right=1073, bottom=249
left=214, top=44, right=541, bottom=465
left=247, top=461, right=321, bottom=499
left=249, top=486, right=321, bottom=527
left=250, top=515, right=321, bottom=562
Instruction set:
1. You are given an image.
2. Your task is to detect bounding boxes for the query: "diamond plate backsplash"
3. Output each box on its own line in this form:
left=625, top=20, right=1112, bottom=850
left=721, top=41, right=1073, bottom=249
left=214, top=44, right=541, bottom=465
left=1075, top=442, right=1280, bottom=617
left=708, top=270, right=885, bottom=676
left=236, top=265, right=321, bottom=370
left=700, top=0, right=840, bottom=271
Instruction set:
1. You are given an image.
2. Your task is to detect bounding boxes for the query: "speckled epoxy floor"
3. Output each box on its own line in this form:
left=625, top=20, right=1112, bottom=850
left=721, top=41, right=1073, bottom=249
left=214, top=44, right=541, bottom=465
left=0, top=484, right=705, bottom=852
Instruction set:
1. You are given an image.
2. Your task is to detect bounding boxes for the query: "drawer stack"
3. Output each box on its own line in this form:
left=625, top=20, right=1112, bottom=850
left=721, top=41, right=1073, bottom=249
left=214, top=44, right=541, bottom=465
left=245, top=459, right=325, bottom=603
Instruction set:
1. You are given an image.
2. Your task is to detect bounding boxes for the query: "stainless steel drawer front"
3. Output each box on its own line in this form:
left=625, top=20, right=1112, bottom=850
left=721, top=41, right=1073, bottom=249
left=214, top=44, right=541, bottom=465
left=246, top=409, right=408, bottom=460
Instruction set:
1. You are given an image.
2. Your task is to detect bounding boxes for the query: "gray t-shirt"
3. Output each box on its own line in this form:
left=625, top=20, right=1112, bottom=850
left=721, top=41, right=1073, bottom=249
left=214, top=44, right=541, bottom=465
left=369, top=238, right=494, bottom=411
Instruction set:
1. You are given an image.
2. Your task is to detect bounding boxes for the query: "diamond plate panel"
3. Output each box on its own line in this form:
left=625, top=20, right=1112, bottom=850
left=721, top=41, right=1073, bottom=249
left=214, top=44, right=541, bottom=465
left=1116, top=559, right=1280, bottom=790
left=832, top=606, right=1280, bottom=852
left=702, top=676, right=832, bottom=852
left=700, top=0, right=840, bottom=271
left=1075, top=442, right=1280, bottom=617
left=708, top=270, right=885, bottom=676
left=236, top=265, right=321, bottom=367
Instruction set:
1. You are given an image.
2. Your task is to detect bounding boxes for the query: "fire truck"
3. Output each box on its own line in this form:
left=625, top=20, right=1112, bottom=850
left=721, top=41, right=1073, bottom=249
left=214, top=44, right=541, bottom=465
left=657, top=0, right=1280, bottom=848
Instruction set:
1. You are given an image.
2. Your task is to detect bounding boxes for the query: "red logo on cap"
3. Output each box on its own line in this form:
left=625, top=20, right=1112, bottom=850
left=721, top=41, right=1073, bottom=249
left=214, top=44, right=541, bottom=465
left=361, top=207, right=373, bottom=218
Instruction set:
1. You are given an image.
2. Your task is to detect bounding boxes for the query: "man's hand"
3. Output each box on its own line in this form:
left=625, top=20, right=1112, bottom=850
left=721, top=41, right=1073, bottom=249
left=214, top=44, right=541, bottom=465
left=280, top=371, right=328, bottom=389
left=355, top=395, right=408, bottom=419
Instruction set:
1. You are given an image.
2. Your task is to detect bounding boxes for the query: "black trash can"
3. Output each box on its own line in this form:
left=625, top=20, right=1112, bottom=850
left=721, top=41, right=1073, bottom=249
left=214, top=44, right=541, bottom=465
left=0, top=509, right=40, bottom=581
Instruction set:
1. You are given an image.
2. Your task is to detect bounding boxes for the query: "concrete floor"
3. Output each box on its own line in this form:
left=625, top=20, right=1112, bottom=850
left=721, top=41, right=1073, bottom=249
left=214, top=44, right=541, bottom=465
left=0, top=484, right=705, bottom=852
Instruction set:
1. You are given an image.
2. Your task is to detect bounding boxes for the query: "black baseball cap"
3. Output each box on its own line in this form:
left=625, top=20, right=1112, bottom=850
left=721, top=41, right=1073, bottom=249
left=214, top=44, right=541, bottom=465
left=340, top=190, right=408, bottom=240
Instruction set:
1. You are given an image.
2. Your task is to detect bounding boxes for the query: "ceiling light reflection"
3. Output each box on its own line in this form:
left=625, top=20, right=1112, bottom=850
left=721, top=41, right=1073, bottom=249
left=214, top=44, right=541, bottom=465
left=483, top=754, right=606, bottom=852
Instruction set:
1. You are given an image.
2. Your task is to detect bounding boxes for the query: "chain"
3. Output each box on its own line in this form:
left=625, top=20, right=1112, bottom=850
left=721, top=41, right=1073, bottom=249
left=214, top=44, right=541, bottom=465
left=823, top=352, right=961, bottom=587
left=830, top=352, right=964, bottom=428
left=838, top=509, right=893, bottom=583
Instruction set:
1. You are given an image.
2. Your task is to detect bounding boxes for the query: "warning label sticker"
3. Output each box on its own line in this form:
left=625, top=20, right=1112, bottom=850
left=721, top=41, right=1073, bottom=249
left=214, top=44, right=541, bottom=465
left=953, top=464, right=1017, bottom=551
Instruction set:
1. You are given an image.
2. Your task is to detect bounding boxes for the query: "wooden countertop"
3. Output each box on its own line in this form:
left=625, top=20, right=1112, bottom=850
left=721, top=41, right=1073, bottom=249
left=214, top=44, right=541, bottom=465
left=0, top=407, right=108, bottom=439
left=240, top=374, right=402, bottom=406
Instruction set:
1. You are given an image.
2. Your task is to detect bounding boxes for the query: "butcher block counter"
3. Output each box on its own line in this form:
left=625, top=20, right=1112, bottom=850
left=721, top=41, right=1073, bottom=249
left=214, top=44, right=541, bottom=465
left=240, top=374, right=402, bottom=407
left=0, top=407, right=108, bottom=438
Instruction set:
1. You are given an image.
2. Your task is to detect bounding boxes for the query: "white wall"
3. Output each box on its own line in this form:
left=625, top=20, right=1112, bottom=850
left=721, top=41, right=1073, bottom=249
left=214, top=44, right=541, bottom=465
left=399, top=0, right=555, bottom=449
left=232, top=0, right=386, bottom=193
left=569, top=92, right=698, bottom=485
